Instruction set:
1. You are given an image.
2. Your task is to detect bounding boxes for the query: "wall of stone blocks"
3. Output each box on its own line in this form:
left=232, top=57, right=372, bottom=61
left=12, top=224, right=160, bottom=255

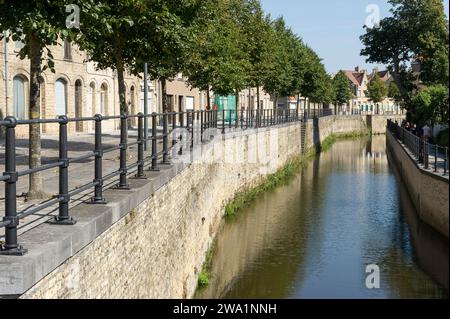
left=386, top=131, right=449, bottom=238
left=17, top=116, right=374, bottom=299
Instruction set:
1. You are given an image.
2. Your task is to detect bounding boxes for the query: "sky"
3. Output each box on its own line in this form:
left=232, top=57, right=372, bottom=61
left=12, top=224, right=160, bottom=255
left=260, top=0, right=450, bottom=74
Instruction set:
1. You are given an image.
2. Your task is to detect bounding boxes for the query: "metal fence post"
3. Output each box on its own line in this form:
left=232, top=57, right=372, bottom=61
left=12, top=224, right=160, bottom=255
left=162, top=112, right=170, bottom=165
left=91, top=114, right=106, bottom=204
left=116, top=113, right=130, bottom=189
left=0, top=117, right=27, bottom=255
left=150, top=112, right=160, bottom=171
left=434, top=144, right=438, bottom=172
left=49, top=115, right=76, bottom=225
left=172, top=112, right=177, bottom=147
left=200, top=110, right=204, bottom=142
left=179, top=111, right=184, bottom=155
left=136, top=113, right=146, bottom=178
left=190, top=111, right=195, bottom=150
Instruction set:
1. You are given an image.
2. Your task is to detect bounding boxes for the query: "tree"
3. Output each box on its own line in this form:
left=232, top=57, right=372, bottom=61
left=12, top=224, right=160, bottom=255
left=240, top=0, right=274, bottom=110
left=387, top=81, right=402, bottom=103
left=0, top=0, right=72, bottom=199
left=413, top=85, right=449, bottom=125
left=77, top=0, right=201, bottom=115
left=333, top=71, right=353, bottom=111
left=142, top=0, right=202, bottom=112
left=76, top=0, right=152, bottom=118
left=185, top=0, right=249, bottom=110
left=360, top=0, right=449, bottom=112
left=366, top=74, right=388, bottom=105
left=300, top=47, right=330, bottom=112
left=262, top=17, right=294, bottom=109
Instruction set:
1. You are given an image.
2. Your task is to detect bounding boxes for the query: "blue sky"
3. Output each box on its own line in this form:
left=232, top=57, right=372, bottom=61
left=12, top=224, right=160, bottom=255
left=260, top=0, right=450, bottom=74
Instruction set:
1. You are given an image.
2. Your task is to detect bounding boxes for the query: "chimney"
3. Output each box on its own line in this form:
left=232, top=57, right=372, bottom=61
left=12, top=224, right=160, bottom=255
left=355, top=66, right=360, bottom=72
left=372, top=67, right=379, bottom=75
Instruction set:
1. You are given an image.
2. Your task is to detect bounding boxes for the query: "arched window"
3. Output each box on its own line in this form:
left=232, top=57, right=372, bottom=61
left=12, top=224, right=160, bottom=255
left=75, top=80, right=82, bottom=131
left=100, top=83, right=108, bottom=115
left=13, top=76, right=26, bottom=119
left=55, top=78, right=68, bottom=116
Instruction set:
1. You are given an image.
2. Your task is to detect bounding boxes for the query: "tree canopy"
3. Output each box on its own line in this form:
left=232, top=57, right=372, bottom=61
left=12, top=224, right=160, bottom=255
left=360, top=0, right=449, bottom=124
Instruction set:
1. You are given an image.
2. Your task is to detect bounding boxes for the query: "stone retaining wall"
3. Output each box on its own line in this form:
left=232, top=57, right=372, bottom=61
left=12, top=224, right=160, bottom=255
left=386, top=130, right=449, bottom=238
left=0, top=115, right=388, bottom=298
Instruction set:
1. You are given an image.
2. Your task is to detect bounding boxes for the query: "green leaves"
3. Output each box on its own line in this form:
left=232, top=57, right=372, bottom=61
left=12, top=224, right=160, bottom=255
left=366, top=74, right=388, bottom=104
left=413, top=85, right=449, bottom=125
left=360, top=0, right=449, bottom=116
left=333, top=71, right=353, bottom=106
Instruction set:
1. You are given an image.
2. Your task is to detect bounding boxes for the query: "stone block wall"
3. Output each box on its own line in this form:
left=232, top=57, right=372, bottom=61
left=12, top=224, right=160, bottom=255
left=386, top=130, right=449, bottom=237
left=14, top=116, right=375, bottom=298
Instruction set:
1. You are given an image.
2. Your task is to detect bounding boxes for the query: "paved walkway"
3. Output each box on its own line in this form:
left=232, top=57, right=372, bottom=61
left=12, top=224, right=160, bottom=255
left=0, top=129, right=166, bottom=238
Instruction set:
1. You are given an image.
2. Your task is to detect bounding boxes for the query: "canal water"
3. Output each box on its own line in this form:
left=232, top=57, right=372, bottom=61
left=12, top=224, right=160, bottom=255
left=196, top=136, right=448, bottom=299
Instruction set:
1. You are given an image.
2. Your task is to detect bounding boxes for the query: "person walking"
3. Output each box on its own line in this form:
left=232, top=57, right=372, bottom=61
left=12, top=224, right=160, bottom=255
left=422, top=123, right=431, bottom=143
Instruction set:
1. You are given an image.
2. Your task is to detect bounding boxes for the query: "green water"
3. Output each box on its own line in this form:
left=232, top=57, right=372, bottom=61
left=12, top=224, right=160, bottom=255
left=196, top=136, right=448, bottom=299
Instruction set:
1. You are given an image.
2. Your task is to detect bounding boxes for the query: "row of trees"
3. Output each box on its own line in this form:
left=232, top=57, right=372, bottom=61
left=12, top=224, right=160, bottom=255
left=360, top=0, right=449, bottom=127
left=1, top=0, right=346, bottom=198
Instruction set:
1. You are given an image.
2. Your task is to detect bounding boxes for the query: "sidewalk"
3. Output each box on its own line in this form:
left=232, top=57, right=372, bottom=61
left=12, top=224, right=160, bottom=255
left=0, top=129, right=162, bottom=238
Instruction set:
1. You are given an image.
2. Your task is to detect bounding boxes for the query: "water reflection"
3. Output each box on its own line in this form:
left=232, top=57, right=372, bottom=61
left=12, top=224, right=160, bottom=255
left=195, top=136, right=447, bottom=299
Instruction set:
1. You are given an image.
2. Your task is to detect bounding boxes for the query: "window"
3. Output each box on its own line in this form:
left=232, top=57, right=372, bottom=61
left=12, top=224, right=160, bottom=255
left=55, top=79, right=68, bottom=116
left=13, top=76, right=26, bottom=119
left=100, top=83, right=108, bottom=115
left=185, top=96, right=194, bottom=110
left=64, top=39, right=72, bottom=60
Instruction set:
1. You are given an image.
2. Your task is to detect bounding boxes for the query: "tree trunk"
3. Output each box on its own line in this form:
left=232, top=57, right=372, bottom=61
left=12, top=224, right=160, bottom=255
left=117, top=62, right=128, bottom=118
left=206, top=85, right=211, bottom=110
left=161, top=78, right=168, bottom=113
left=27, top=33, right=46, bottom=200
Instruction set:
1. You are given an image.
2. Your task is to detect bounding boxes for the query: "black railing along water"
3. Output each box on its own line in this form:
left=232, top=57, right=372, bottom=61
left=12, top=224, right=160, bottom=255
left=387, top=119, right=449, bottom=176
left=0, top=107, right=336, bottom=255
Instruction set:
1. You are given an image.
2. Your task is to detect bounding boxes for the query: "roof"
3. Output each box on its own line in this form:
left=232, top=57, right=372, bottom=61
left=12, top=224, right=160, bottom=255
left=344, top=71, right=363, bottom=86
left=368, top=70, right=390, bottom=82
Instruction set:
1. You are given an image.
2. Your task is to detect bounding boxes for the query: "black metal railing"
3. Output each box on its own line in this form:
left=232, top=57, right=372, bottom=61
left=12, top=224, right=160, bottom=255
left=387, top=119, right=449, bottom=176
left=0, top=107, right=337, bottom=255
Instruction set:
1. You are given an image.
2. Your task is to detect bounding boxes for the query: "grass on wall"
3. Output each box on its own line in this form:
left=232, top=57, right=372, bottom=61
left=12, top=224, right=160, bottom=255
left=196, top=129, right=369, bottom=290
left=197, top=239, right=217, bottom=289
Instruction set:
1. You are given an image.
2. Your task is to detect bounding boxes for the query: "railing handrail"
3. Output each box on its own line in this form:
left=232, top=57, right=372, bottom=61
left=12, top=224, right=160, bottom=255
left=387, top=119, right=448, bottom=176
left=0, top=107, right=341, bottom=255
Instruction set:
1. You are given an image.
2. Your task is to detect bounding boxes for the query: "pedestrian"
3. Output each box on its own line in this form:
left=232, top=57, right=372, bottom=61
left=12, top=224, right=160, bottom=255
left=422, top=123, right=431, bottom=142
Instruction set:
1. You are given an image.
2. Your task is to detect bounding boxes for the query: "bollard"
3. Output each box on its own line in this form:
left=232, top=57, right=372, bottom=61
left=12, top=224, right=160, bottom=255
left=136, top=113, right=146, bottom=178
left=0, top=117, right=27, bottom=255
left=116, top=113, right=130, bottom=189
left=91, top=114, right=107, bottom=203
left=48, top=116, right=77, bottom=225
left=150, top=113, right=160, bottom=171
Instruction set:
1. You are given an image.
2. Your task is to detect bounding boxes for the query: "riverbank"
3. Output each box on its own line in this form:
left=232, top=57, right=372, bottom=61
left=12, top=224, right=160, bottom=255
left=195, top=136, right=447, bottom=299
left=386, top=130, right=449, bottom=238
left=6, top=115, right=397, bottom=298
left=197, top=131, right=370, bottom=290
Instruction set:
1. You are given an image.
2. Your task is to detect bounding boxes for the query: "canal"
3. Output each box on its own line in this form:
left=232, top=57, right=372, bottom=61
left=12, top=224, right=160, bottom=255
left=196, top=136, right=448, bottom=299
